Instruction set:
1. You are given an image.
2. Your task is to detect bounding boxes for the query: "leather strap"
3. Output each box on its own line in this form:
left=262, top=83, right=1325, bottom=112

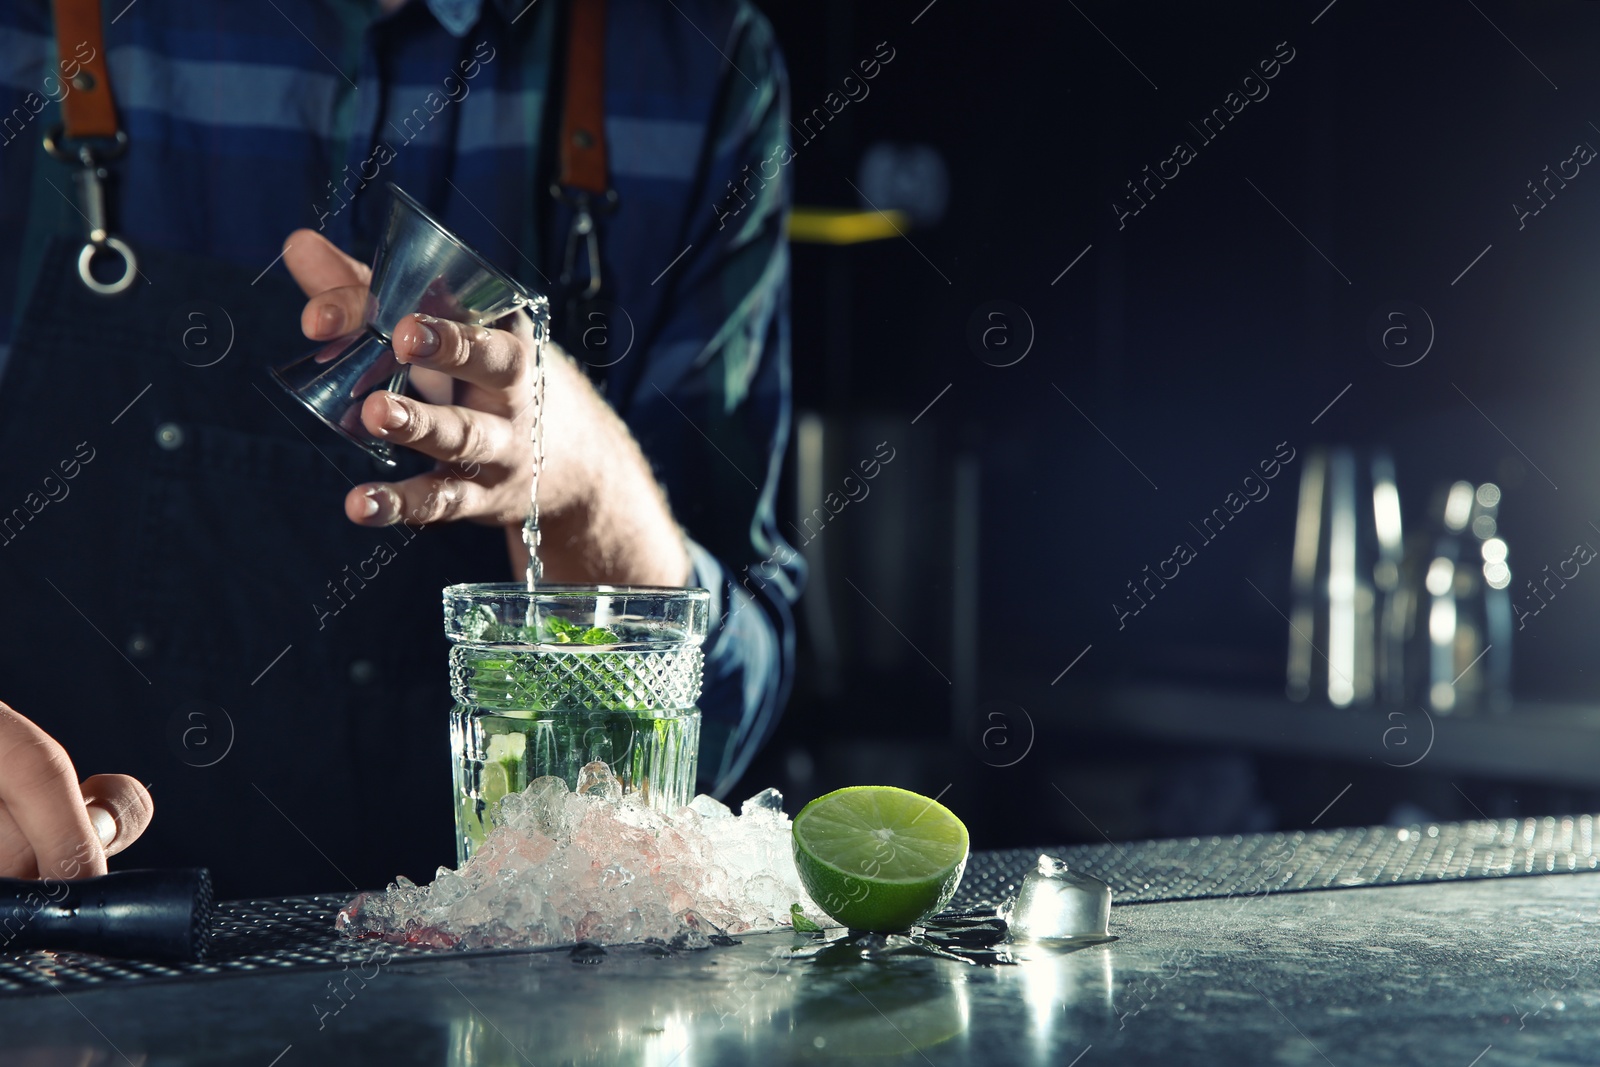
left=51, top=0, right=119, bottom=140
left=557, top=0, right=608, bottom=196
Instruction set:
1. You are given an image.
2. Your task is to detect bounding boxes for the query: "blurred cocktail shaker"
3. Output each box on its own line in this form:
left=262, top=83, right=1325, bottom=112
left=1399, top=480, right=1512, bottom=714
left=1286, top=452, right=1512, bottom=713
left=1286, top=448, right=1404, bottom=706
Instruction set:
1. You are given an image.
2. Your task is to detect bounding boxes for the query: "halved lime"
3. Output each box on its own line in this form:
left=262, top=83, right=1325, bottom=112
left=792, top=786, right=969, bottom=932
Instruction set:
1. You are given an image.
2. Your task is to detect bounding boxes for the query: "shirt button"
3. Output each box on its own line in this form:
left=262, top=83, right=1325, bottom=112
left=155, top=422, right=184, bottom=450
left=349, top=659, right=377, bottom=685
left=127, top=633, right=152, bottom=658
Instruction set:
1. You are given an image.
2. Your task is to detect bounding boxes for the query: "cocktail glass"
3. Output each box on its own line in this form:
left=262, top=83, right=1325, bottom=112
left=445, top=583, right=711, bottom=865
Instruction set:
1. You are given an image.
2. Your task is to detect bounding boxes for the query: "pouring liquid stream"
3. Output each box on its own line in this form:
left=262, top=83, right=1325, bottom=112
left=522, top=336, right=545, bottom=616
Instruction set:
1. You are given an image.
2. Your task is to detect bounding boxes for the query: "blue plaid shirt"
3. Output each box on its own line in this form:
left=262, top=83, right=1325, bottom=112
left=0, top=0, right=800, bottom=795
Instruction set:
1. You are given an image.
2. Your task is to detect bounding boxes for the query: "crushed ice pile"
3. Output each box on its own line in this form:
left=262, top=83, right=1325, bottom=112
left=337, top=762, right=820, bottom=950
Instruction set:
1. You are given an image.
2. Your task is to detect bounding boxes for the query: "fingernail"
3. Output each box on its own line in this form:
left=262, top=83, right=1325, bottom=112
left=402, top=316, right=440, bottom=358
left=363, top=486, right=398, bottom=524
left=382, top=394, right=410, bottom=432
left=86, top=804, right=116, bottom=848
left=318, top=304, right=346, bottom=337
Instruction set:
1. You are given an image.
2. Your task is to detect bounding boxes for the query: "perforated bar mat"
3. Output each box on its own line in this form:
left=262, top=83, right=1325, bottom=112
left=947, top=814, right=1600, bottom=912
left=2, top=815, right=1596, bottom=995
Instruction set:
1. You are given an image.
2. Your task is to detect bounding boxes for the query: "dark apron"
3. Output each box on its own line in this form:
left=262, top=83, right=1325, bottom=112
left=0, top=237, right=506, bottom=898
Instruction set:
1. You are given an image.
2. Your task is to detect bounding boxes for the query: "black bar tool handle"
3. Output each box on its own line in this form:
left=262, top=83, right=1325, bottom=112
left=0, top=868, right=213, bottom=961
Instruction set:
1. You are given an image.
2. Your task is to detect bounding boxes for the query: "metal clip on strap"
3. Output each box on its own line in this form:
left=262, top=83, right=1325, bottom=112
left=552, top=0, right=613, bottom=302
left=555, top=188, right=615, bottom=300
left=44, top=127, right=137, bottom=296
left=46, top=0, right=136, bottom=296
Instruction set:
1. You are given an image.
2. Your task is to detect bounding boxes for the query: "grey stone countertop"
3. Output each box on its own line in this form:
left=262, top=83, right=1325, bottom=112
left=0, top=870, right=1594, bottom=1065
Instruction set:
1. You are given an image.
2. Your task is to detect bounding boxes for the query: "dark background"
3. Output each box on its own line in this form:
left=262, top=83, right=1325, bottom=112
left=727, top=0, right=1600, bottom=846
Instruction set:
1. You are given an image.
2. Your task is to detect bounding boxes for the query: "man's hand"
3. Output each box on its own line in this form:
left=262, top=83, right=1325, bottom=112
left=282, top=230, right=691, bottom=587
left=0, top=702, right=154, bottom=880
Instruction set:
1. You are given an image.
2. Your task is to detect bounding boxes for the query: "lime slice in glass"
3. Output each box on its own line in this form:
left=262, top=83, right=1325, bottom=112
left=791, top=786, right=969, bottom=932
left=481, top=732, right=526, bottom=811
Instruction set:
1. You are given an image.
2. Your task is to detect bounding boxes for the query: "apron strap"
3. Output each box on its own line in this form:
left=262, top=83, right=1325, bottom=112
left=557, top=0, right=608, bottom=197
left=551, top=0, right=616, bottom=369
left=51, top=0, right=120, bottom=141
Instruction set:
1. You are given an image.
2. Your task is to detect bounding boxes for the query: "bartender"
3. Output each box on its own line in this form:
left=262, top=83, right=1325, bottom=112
left=0, top=0, right=800, bottom=895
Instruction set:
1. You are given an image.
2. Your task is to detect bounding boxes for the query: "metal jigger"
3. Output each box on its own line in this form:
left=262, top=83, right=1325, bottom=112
left=271, top=183, right=548, bottom=465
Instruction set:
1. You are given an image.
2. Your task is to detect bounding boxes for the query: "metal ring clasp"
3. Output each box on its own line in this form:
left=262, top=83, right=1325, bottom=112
left=77, top=236, right=137, bottom=296
left=46, top=124, right=137, bottom=296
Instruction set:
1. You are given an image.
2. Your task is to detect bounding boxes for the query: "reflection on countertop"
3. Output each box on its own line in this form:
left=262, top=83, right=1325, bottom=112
left=437, top=929, right=1118, bottom=1066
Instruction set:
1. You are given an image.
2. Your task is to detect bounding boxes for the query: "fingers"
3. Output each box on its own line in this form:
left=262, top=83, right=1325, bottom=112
left=0, top=779, right=152, bottom=877
left=0, top=784, right=133, bottom=878
left=299, top=282, right=370, bottom=342
left=346, top=468, right=495, bottom=527
left=285, top=228, right=373, bottom=341
left=391, top=314, right=527, bottom=391
left=282, top=229, right=372, bottom=298
left=0, top=703, right=106, bottom=880
left=359, top=391, right=517, bottom=466
left=0, top=801, right=37, bottom=879
left=79, top=775, right=154, bottom=858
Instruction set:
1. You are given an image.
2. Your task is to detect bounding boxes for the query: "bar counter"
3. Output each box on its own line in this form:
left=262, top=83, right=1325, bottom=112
left=1, top=817, right=1596, bottom=1064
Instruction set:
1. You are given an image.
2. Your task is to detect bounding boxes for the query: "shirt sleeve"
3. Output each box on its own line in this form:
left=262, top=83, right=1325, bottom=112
left=619, top=3, right=802, bottom=799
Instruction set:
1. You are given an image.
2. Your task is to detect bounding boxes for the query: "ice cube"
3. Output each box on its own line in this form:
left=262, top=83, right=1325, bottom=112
left=432, top=869, right=469, bottom=907
left=461, top=603, right=499, bottom=641
left=740, top=787, right=784, bottom=816
left=515, top=776, right=573, bottom=836
left=688, top=794, right=734, bottom=820
left=575, top=761, right=623, bottom=801
left=998, top=855, right=1112, bottom=940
